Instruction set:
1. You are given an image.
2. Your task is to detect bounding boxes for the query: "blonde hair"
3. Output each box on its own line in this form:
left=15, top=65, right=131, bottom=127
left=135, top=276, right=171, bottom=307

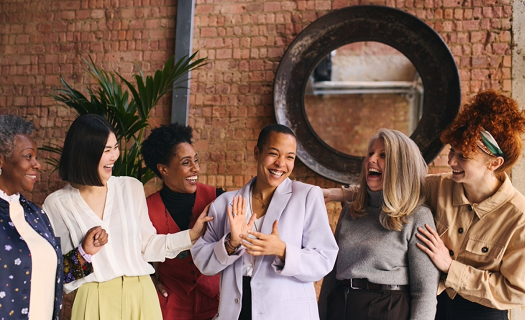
left=350, top=129, right=427, bottom=231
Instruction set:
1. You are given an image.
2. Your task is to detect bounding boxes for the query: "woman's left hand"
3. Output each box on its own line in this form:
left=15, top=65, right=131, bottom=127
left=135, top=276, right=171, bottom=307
left=241, top=220, right=286, bottom=260
left=416, top=224, right=452, bottom=273
left=189, top=203, right=214, bottom=242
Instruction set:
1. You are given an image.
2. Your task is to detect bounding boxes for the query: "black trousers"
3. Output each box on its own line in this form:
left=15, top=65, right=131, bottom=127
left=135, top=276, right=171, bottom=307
left=238, top=276, right=252, bottom=320
left=326, top=284, right=410, bottom=320
left=435, top=292, right=508, bottom=320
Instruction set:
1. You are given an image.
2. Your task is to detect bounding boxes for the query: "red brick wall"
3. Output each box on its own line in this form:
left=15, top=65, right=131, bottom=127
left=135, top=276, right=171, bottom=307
left=1, top=0, right=511, bottom=199
left=305, top=94, right=411, bottom=156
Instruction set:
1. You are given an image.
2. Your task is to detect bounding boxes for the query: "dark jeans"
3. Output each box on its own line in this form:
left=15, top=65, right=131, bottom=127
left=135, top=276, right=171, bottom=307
left=436, top=292, right=508, bottom=320
left=326, top=284, right=410, bottom=320
left=238, top=276, right=252, bottom=320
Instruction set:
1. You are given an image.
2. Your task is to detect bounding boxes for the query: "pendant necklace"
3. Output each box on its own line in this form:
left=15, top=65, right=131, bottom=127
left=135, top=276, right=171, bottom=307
left=249, top=188, right=264, bottom=233
left=252, top=193, right=269, bottom=209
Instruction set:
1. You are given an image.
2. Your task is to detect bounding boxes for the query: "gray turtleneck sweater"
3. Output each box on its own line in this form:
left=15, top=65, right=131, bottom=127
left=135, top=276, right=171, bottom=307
left=318, top=189, right=440, bottom=320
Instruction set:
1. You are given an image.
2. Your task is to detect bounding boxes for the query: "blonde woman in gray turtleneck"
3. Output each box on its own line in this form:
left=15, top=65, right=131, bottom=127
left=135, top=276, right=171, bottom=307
left=318, top=129, right=439, bottom=320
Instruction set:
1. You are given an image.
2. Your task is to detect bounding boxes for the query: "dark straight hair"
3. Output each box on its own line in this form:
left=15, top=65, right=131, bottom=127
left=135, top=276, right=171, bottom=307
left=59, top=114, right=117, bottom=186
left=256, top=124, right=296, bottom=150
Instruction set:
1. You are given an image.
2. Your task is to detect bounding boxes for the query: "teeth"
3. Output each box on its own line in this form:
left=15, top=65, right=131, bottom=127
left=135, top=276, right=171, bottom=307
left=185, top=177, right=198, bottom=181
left=269, top=169, right=284, bottom=177
left=369, top=168, right=381, bottom=173
left=26, top=175, right=36, bottom=179
left=104, top=164, right=114, bottom=168
left=452, top=169, right=463, bottom=173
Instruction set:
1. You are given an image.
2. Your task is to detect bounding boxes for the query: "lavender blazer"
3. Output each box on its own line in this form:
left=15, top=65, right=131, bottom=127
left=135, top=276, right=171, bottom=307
left=191, top=178, right=338, bottom=320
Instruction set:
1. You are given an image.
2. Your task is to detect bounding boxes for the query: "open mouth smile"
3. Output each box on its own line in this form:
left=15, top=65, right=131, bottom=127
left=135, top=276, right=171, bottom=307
left=185, top=176, right=198, bottom=183
left=269, top=169, right=285, bottom=177
left=368, top=168, right=382, bottom=177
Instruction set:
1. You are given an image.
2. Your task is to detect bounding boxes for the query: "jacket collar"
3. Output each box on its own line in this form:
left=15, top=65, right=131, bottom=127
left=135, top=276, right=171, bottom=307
left=452, top=172, right=514, bottom=219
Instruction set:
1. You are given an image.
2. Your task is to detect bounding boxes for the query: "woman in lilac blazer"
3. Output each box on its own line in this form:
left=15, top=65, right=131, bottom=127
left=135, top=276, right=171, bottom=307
left=191, top=124, right=338, bottom=320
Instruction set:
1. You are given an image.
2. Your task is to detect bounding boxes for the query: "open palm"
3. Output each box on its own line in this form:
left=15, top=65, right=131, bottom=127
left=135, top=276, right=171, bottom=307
left=228, top=195, right=256, bottom=247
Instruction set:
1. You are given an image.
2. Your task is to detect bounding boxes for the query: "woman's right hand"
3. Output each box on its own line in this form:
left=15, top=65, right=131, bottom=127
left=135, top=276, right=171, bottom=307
left=82, top=226, right=108, bottom=256
left=228, top=195, right=256, bottom=247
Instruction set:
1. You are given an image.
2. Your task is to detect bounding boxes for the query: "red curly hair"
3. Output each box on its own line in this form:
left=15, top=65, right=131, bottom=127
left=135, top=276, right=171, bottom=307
left=441, top=89, right=525, bottom=172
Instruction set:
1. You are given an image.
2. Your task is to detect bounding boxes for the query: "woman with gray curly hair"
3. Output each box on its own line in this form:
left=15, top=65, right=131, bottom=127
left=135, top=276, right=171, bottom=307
left=0, top=114, right=63, bottom=319
left=0, top=115, right=106, bottom=320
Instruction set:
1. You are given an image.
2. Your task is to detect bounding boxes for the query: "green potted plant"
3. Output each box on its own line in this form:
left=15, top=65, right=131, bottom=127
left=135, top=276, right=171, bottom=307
left=42, top=53, right=206, bottom=184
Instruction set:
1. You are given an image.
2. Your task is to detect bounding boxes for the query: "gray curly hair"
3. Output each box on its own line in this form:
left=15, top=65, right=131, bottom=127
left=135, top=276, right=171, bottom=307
left=0, top=115, right=35, bottom=158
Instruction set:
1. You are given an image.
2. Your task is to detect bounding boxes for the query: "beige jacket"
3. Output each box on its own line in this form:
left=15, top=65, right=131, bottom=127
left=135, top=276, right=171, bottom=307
left=332, top=173, right=525, bottom=309
left=425, top=173, right=525, bottom=310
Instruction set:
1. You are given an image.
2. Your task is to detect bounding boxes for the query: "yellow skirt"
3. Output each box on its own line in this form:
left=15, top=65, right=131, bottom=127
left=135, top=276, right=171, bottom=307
left=71, top=275, right=162, bottom=320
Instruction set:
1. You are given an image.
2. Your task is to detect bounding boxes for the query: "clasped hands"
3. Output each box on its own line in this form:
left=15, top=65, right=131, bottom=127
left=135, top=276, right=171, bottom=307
left=227, top=195, right=286, bottom=260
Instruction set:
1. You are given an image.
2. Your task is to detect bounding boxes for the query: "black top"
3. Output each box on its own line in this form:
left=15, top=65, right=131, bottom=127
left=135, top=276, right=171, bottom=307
left=160, top=184, right=225, bottom=230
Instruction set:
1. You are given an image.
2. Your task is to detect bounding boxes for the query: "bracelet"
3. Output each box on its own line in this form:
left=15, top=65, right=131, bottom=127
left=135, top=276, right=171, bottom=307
left=225, top=233, right=241, bottom=254
left=78, top=243, right=93, bottom=263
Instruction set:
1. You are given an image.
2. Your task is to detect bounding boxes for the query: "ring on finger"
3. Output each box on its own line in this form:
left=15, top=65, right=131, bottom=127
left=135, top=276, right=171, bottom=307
left=232, top=214, right=237, bottom=218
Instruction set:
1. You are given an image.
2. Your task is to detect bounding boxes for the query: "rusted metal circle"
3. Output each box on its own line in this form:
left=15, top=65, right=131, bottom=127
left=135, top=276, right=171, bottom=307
left=274, top=5, right=461, bottom=184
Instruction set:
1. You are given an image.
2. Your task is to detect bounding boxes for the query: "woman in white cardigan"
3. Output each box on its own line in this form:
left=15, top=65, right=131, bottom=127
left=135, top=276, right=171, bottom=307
left=191, top=124, right=339, bottom=320
left=43, top=114, right=212, bottom=320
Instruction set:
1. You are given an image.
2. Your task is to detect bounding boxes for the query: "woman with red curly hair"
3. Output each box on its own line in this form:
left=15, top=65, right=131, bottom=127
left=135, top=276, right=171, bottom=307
left=415, top=90, right=525, bottom=319
left=323, top=90, right=525, bottom=319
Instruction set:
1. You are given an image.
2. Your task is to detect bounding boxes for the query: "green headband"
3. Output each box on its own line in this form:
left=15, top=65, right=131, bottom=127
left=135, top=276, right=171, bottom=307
left=479, top=129, right=504, bottom=158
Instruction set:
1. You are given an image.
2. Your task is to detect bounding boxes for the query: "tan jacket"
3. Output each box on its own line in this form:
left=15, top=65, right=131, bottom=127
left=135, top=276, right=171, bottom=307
left=426, top=173, right=525, bottom=310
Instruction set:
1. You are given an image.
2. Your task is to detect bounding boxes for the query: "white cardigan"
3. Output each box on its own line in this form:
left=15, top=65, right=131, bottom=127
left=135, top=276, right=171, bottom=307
left=43, top=176, right=192, bottom=293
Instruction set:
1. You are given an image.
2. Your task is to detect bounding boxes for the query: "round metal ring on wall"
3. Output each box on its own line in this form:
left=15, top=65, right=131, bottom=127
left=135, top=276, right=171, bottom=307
left=273, top=5, right=461, bottom=184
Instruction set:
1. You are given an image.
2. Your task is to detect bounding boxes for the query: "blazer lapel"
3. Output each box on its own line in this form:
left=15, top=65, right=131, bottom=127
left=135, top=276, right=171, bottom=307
left=253, top=178, right=293, bottom=275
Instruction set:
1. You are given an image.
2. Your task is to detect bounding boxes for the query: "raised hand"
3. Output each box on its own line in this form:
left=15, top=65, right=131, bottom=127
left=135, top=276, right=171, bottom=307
left=416, top=224, right=453, bottom=273
left=189, top=203, right=214, bottom=242
left=241, top=220, right=286, bottom=260
left=82, top=226, right=108, bottom=256
left=228, top=195, right=256, bottom=247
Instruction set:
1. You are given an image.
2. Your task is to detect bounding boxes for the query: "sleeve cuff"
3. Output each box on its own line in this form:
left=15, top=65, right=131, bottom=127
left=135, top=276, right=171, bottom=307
left=165, top=230, right=193, bottom=259
left=445, top=260, right=467, bottom=291
left=272, top=242, right=300, bottom=276
left=63, top=247, right=93, bottom=284
left=213, top=234, right=244, bottom=265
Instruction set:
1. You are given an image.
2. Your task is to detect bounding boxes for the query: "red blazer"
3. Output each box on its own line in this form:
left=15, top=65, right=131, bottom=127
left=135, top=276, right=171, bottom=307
left=147, top=183, right=220, bottom=300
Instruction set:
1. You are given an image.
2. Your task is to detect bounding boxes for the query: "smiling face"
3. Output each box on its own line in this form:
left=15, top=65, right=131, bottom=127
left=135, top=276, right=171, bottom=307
left=447, top=145, right=493, bottom=185
left=159, top=142, right=200, bottom=194
left=0, top=134, right=41, bottom=195
left=98, top=132, right=120, bottom=186
left=365, top=137, right=386, bottom=191
left=254, top=132, right=297, bottom=191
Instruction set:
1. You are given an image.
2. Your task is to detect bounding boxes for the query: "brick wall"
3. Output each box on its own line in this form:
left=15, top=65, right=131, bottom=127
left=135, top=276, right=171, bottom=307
left=1, top=0, right=512, bottom=198
left=305, top=94, right=411, bottom=156
left=0, top=0, right=512, bottom=317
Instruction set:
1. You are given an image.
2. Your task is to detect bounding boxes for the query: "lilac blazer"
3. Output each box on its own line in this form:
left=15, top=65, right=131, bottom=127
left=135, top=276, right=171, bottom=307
left=191, top=178, right=339, bottom=320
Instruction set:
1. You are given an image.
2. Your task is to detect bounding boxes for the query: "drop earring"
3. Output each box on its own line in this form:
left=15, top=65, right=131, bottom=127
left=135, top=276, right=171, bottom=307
left=0, top=167, right=2, bottom=175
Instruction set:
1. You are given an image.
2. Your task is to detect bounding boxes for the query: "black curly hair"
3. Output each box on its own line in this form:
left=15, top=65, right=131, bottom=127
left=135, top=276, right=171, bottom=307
left=141, top=123, right=193, bottom=178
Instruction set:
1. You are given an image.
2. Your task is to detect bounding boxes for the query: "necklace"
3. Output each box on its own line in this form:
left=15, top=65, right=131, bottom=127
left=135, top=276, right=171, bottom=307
left=252, top=194, right=269, bottom=209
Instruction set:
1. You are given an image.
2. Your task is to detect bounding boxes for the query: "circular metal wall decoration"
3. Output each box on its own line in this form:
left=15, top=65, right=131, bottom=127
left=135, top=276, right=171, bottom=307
left=274, top=5, right=461, bottom=184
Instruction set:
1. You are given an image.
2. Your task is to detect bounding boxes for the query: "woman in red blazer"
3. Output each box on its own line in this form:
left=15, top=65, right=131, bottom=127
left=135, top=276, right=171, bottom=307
left=141, top=123, right=223, bottom=320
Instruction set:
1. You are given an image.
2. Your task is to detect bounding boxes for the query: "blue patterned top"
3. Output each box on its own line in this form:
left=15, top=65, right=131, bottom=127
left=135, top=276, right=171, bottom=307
left=0, top=195, right=63, bottom=320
